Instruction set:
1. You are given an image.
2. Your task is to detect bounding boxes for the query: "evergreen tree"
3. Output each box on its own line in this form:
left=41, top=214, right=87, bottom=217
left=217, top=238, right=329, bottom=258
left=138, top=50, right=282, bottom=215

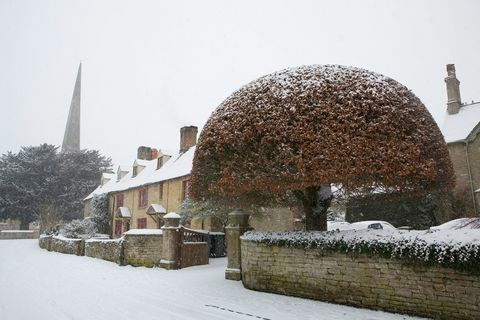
left=0, top=144, right=111, bottom=229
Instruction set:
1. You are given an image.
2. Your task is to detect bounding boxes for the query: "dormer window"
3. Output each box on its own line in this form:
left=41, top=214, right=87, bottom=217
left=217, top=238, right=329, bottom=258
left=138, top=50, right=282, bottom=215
left=133, top=166, right=138, bottom=177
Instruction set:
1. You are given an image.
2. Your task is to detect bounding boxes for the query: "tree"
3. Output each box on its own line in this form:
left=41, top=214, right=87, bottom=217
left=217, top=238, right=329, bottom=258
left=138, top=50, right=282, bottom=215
left=0, top=144, right=111, bottom=229
left=90, top=193, right=110, bottom=234
left=190, top=65, right=454, bottom=231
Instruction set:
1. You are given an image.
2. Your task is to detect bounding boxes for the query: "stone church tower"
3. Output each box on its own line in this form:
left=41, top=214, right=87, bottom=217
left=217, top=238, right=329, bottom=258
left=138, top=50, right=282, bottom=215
left=62, top=63, right=81, bottom=152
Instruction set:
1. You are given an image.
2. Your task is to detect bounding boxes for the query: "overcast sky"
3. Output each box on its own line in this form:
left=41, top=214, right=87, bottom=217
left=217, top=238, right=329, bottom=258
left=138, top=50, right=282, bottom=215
left=1, top=0, right=479, bottom=166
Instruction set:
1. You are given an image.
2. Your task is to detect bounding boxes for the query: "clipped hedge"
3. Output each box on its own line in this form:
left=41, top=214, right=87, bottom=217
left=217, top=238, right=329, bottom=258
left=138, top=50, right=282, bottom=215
left=242, top=229, right=480, bottom=273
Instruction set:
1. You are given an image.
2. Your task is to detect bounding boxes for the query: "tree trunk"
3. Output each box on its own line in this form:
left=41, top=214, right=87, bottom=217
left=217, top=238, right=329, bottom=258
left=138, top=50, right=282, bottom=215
left=297, top=184, right=333, bottom=231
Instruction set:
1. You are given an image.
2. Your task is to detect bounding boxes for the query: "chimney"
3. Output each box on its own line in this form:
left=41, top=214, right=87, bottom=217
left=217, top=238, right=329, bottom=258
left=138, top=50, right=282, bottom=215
left=445, top=64, right=462, bottom=115
left=180, top=126, right=198, bottom=153
left=151, top=148, right=159, bottom=160
left=137, top=146, right=152, bottom=160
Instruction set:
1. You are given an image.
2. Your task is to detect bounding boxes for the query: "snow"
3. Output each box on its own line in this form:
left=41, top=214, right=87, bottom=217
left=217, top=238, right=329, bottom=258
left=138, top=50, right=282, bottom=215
left=0, top=230, right=35, bottom=233
left=84, top=147, right=195, bottom=200
left=430, top=217, right=480, bottom=230
left=147, top=203, right=166, bottom=214
left=164, top=212, right=180, bottom=219
left=124, top=228, right=163, bottom=235
left=115, top=206, right=132, bottom=218
left=243, top=229, right=480, bottom=267
left=0, top=240, right=427, bottom=320
left=441, top=102, right=480, bottom=143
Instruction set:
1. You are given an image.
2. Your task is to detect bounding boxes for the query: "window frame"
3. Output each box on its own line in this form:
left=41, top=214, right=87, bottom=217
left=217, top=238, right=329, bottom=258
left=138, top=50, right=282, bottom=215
left=138, top=188, right=148, bottom=208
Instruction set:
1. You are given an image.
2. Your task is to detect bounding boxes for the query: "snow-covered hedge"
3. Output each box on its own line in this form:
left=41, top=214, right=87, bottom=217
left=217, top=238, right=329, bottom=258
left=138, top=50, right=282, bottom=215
left=242, top=229, right=480, bottom=272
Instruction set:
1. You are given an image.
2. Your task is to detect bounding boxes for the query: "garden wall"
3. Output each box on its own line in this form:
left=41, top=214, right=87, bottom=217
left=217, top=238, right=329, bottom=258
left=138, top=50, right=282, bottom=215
left=0, top=230, right=39, bottom=240
left=39, top=234, right=52, bottom=250
left=122, top=230, right=163, bottom=267
left=85, top=238, right=121, bottom=263
left=241, top=239, right=480, bottom=320
left=50, top=236, right=84, bottom=256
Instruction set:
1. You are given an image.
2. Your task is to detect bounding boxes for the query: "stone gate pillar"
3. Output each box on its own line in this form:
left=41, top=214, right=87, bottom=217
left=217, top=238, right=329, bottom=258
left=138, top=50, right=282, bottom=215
left=160, top=212, right=181, bottom=270
left=225, top=209, right=250, bottom=280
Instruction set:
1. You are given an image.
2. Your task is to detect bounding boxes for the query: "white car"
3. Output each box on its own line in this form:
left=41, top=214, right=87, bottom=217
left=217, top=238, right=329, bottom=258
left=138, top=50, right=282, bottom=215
left=327, top=221, right=351, bottom=231
left=430, top=218, right=480, bottom=230
left=348, top=220, right=396, bottom=231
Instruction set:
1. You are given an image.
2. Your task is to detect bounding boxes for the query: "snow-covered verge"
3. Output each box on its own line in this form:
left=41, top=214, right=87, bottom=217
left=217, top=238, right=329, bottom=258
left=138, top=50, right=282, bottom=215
left=0, top=240, right=427, bottom=320
left=242, top=229, right=480, bottom=272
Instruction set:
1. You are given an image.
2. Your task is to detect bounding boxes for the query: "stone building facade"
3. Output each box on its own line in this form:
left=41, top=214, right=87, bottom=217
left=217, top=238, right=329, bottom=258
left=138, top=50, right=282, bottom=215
left=84, top=126, right=198, bottom=238
left=441, top=64, right=480, bottom=218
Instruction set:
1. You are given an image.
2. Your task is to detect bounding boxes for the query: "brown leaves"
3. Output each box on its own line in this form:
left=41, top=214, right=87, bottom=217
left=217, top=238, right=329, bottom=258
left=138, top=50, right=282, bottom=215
left=190, top=65, right=455, bottom=206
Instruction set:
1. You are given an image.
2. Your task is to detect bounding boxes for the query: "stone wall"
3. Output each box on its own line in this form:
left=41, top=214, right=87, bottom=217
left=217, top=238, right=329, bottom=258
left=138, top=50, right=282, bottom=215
left=38, top=234, right=52, bottom=250
left=0, top=219, right=21, bottom=231
left=241, top=240, right=480, bottom=320
left=181, top=242, right=209, bottom=268
left=123, top=232, right=163, bottom=267
left=0, top=230, right=39, bottom=239
left=50, top=236, right=84, bottom=256
left=85, top=238, right=121, bottom=263
left=249, top=207, right=303, bottom=232
left=447, top=137, right=480, bottom=218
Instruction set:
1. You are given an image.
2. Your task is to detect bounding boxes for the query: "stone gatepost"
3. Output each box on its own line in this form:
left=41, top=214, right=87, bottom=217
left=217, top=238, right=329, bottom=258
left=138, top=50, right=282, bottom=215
left=160, top=212, right=181, bottom=270
left=225, top=209, right=250, bottom=281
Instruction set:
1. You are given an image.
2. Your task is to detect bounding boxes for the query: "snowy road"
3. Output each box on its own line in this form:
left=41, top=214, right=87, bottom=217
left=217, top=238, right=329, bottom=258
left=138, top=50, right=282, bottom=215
left=0, top=240, right=427, bottom=320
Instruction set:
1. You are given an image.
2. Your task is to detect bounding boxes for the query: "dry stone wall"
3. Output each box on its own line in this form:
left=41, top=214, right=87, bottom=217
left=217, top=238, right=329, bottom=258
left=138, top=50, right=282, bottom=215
left=39, top=234, right=52, bottom=250
left=85, top=239, right=121, bottom=263
left=241, top=240, right=480, bottom=320
left=50, top=236, right=84, bottom=256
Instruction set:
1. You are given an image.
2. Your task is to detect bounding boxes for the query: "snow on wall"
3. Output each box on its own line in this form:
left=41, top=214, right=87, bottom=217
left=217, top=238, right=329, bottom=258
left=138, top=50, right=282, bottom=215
left=242, top=229, right=480, bottom=270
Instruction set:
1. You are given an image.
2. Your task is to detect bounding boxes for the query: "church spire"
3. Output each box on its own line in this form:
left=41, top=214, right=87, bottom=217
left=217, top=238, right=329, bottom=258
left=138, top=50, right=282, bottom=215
left=62, top=63, right=81, bottom=152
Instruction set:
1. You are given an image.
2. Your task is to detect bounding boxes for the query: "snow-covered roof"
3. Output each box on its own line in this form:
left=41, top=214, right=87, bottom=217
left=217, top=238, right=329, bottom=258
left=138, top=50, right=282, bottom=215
left=147, top=204, right=166, bottom=214
left=134, top=159, right=150, bottom=167
left=124, top=229, right=163, bottom=235
left=441, top=102, right=480, bottom=143
left=115, top=207, right=132, bottom=218
left=84, top=146, right=195, bottom=200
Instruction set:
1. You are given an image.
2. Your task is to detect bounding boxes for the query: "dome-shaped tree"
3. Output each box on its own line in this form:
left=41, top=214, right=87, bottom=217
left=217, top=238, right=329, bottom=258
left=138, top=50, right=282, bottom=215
left=190, top=65, right=454, bottom=231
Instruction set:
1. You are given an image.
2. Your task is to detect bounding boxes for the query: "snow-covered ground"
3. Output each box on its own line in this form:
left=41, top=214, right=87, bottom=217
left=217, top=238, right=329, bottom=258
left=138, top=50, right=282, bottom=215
left=0, top=240, right=427, bottom=320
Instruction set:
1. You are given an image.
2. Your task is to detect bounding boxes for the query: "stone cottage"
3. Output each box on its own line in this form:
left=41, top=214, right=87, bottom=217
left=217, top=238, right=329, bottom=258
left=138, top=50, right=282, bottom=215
left=441, top=64, right=480, bottom=217
left=84, top=126, right=199, bottom=238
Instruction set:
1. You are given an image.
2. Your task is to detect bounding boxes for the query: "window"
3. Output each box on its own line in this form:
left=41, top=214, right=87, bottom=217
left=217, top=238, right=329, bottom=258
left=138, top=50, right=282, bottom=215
left=159, top=182, right=163, bottom=200
left=114, top=220, right=122, bottom=236
left=139, top=188, right=148, bottom=208
left=116, top=193, right=124, bottom=208
left=137, top=217, right=147, bottom=229
left=181, top=180, right=189, bottom=201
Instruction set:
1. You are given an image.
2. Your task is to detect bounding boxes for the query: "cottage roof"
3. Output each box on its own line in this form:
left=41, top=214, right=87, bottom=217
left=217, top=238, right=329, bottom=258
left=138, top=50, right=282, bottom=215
left=84, top=146, right=195, bottom=200
left=442, top=102, right=480, bottom=143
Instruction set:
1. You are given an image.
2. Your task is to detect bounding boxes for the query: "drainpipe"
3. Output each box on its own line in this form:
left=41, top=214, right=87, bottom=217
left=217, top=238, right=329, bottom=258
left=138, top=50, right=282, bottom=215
left=465, top=141, right=477, bottom=215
